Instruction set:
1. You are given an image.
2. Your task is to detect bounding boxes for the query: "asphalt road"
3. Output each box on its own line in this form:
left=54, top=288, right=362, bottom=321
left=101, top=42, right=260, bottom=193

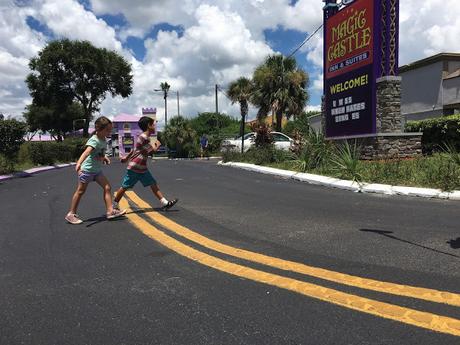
left=0, top=159, right=459, bottom=345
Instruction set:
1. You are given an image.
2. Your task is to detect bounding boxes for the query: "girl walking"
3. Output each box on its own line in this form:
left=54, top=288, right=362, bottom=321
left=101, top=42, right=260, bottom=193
left=65, top=116, right=126, bottom=224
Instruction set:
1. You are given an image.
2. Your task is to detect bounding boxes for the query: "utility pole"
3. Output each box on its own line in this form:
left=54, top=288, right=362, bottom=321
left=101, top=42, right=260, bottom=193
left=215, top=84, right=219, bottom=115
left=177, top=91, right=180, bottom=117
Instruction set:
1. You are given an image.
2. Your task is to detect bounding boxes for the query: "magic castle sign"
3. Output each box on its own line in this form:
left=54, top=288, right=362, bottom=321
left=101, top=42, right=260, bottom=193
left=323, top=0, right=399, bottom=138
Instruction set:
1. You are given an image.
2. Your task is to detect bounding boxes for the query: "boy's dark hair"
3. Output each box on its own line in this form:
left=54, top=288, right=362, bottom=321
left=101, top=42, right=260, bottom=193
left=138, top=116, right=154, bottom=131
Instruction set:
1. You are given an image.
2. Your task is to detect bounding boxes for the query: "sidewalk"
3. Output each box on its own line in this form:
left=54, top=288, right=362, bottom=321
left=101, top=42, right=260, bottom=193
left=218, top=161, right=460, bottom=201
left=0, top=163, right=76, bottom=183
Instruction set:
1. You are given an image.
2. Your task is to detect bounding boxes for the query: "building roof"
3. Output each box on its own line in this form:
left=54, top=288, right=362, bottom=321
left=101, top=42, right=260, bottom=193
left=399, top=53, right=460, bottom=73
left=112, top=113, right=141, bottom=122
left=444, top=68, right=460, bottom=80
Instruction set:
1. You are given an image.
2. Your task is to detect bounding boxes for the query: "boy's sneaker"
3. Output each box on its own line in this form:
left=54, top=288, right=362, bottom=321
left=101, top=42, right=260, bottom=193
left=112, top=201, right=120, bottom=211
left=162, top=198, right=178, bottom=210
left=107, top=208, right=127, bottom=220
left=65, top=213, right=83, bottom=225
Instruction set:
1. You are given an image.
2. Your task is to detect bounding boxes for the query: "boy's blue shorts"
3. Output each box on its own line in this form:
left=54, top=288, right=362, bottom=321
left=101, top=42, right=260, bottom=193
left=121, top=170, right=157, bottom=189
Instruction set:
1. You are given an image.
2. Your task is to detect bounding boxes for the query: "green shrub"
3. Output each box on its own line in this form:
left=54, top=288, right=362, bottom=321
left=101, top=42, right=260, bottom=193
left=272, top=149, right=295, bottom=163
left=244, top=146, right=275, bottom=165
left=330, top=140, right=362, bottom=183
left=222, top=148, right=242, bottom=163
left=0, top=154, right=13, bottom=174
left=62, top=137, right=86, bottom=160
left=27, top=140, right=82, bottom=166
left=29, top=142, right=56, bottom=165
left=0, top=119, right=27, bottom=162
left=405, top=115, right=460, bottom=154
left=18, top=142, right=32, bottom=165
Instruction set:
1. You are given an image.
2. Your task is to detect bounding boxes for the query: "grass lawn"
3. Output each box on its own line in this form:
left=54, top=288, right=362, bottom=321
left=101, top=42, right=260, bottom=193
left=265, top=154, right=460, bottom=191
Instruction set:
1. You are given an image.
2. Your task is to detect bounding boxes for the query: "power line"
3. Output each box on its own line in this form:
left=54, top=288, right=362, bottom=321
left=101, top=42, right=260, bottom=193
left=287, top=24, right=323, bottom=58
left=216, top=23, right=323, bottom=103
left=216, top=84, right=232, bottom=101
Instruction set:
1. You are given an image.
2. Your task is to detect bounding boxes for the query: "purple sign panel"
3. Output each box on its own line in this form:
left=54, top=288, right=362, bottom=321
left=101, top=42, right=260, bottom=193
left=325, top=64, right=374, bottom=137
left=324, top=0, right=381, bottom=138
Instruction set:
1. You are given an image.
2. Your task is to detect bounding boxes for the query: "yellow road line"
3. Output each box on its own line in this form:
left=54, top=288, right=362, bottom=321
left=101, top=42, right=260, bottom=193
left=126, top=190, right=460, bottom=308
left=119, top=198, right=460, bottom=337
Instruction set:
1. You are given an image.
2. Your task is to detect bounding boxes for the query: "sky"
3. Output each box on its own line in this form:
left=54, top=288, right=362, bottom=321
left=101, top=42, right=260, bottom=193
left=1, top=0, right=460, bottom=129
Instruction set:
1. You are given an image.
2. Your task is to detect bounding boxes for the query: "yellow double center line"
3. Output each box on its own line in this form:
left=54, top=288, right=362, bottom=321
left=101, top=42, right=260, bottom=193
left=120, top=191, right=460, bottom=337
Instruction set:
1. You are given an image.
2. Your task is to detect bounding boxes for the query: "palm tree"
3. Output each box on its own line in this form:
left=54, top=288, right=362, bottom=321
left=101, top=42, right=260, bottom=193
left=156, top=81, right=171, bottom=154
left=159, top=81, right=171, bottom=126
left=164, top=116, right=197, bottom=158
left=252, top=54, right=309, bottom=131
left=227, top=77, right=253, bottom=153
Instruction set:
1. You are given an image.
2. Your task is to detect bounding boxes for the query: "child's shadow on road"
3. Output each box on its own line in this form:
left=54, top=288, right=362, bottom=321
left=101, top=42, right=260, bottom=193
left=84, top=215, right=126, bottom=228
left=447, top=237, right=460, bottom=249
left=84, top=207, right=179, bottom=228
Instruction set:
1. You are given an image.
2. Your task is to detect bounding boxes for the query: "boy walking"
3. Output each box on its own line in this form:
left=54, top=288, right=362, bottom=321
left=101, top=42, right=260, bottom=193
left=113, top=116, right=178, bottom=211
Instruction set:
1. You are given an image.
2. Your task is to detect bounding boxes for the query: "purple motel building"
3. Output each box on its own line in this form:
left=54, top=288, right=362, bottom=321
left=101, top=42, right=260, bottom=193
left=111, top=107, right=157, bottom=156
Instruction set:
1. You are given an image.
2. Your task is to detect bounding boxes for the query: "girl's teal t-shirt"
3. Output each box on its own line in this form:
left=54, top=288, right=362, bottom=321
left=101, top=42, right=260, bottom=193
left=81, top=135, right=106, bottom=173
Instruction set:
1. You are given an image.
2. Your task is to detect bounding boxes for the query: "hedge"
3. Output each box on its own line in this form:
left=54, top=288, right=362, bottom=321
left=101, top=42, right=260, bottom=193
left=405, top=115, right=460, bottom=153
left=26, top=138, right=87, bottom=166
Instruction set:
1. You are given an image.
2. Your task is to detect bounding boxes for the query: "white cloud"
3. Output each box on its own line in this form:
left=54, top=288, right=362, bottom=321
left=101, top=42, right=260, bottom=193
left=399, top=0, right=460, bottom=64
left=100, top=4, right=273, bottom=128
left=0, top=2, right=46, bottom=117
left=35, top=0, right=122, bottom=52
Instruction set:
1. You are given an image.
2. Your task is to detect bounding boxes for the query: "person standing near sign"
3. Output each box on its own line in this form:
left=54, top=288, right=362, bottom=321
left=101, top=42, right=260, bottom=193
left=200, top=134, right=209, bottom=160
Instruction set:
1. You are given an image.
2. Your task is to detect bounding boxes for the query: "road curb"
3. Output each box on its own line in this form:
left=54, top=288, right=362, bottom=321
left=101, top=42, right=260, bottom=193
left=152, top=156, right=222, bottom=161
left=218, top=161, right=460, bottom=201
left=0, top=163, right=76, bottom=183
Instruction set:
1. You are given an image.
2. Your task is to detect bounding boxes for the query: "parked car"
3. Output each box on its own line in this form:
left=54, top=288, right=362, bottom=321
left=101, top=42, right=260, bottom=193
left=221, top=131, right=293, bottom=152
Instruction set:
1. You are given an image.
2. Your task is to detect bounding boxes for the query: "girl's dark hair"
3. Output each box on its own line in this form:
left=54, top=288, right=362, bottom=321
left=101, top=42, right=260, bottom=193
left=93, top=116, right=112, bottom=135
left=138, top=116, right=154, bottom=131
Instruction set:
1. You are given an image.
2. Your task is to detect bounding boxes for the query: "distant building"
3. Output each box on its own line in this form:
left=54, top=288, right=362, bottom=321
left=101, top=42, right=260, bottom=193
left=246, top=115, right=288, bottom=129
left=111, top=108, right=156, bottom=156
left=400, top=53, right=460, bottom=122
left=27, top=133, right=54, bottom=141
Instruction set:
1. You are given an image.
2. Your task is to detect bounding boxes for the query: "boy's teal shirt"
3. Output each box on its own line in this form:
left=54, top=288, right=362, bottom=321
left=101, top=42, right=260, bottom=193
left=81, top=135, right=106, bottom=173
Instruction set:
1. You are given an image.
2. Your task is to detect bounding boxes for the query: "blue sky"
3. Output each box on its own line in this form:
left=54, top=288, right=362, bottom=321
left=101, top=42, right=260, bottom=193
left=1, top=0, right=459, bottom=126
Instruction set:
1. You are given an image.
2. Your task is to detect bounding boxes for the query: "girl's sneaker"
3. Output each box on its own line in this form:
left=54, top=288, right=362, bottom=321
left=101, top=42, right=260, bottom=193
left=65, top=213, right=83, bottom=224
left=106, top=208, right=126, bottom=220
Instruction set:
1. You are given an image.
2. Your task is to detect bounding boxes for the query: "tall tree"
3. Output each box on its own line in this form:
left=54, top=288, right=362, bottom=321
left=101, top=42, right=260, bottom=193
left=159, top=81, right=171, bottom=127
left=26, top=39, right=133, bottom=136
left=227, top=77, right=253, bottom=152
left=252, top=54, right=309, bottom=131
left=24, top=102, right=85, bottom=141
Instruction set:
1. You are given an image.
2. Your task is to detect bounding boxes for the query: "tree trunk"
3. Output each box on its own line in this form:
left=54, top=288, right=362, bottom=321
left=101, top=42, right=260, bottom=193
left=240, top=114, right=245, bottom=154
left=275, top=109, right=283, bottom=131
left=83, top=109, right=90, bottom=137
